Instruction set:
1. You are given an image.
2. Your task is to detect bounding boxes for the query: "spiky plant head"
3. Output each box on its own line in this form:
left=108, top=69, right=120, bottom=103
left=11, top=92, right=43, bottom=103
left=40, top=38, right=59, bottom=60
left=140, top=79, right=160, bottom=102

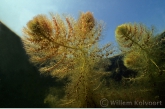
left=22, top=11, right=113, bottom=79
left=115, top=23, right=154, bottom=52
left=78, top=12, right=95, bottom=34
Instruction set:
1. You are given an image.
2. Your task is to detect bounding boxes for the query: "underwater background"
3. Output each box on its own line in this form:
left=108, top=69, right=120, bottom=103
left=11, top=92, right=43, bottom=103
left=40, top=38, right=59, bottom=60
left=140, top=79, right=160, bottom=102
left=1, top=0, right=165, bottom=108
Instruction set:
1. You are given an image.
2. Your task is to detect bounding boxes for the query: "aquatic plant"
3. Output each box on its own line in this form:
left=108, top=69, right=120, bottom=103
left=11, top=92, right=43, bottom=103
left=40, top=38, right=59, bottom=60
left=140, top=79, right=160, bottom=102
left=115, top=23, right=165, bottom=107
left=22, top=12, right=113, bottom=107
left=22, top=11, right=165, bottom=107
left=115, top=23, right=165, bottom=73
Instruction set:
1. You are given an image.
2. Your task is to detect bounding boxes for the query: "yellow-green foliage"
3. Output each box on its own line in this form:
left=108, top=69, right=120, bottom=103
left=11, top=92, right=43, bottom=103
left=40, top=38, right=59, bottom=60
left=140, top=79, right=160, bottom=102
left=114, top=23, right=165, bottom=107
left=115, top=23, right=154, bottom=52
left=115, top=23, right=163, bottom=73
left=22, top=12, right=113, bottom=107
left=123, top=51, right=148, bottom=70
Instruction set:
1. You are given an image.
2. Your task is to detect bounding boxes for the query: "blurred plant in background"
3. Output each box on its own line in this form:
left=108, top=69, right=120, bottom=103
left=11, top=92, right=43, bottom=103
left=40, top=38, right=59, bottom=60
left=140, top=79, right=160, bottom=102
left=113, top=23, right=165, bottom=107
left=115, top=23, right=165, bottom=78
